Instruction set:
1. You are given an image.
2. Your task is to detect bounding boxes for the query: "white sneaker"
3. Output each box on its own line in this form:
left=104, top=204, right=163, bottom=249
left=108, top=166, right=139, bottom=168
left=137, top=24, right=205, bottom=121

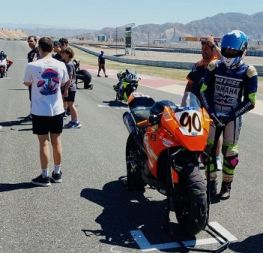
left=216, top=156, right=223, bottom=171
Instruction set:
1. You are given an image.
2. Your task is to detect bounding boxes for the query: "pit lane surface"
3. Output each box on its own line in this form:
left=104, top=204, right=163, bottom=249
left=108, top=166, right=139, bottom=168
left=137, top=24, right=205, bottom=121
left=0, top=40, right=262, bottom=253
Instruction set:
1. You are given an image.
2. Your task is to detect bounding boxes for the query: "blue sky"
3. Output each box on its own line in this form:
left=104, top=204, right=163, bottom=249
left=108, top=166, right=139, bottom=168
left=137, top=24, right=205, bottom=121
left=1, top=0, right=262, bottom=29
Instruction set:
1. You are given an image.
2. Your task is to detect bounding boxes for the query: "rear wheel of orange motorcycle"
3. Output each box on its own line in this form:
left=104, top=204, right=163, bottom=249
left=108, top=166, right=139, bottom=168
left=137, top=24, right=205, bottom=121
left=174, top=166, right=207, bottom=235
left=126, top=134, right=145, bottom=191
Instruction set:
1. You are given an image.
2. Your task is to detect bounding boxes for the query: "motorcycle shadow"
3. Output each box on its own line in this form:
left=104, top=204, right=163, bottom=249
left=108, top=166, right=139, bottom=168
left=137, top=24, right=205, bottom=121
left=102, top=100, right=128, bottom=108
left=80, top=179, right=195, bottom=252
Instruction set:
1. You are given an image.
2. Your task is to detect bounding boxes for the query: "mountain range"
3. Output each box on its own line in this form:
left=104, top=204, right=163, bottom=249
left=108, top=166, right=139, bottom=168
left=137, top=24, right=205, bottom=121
left=2, top=12, right=263, bottom=42
left=95, top=12, right=263, bottom=43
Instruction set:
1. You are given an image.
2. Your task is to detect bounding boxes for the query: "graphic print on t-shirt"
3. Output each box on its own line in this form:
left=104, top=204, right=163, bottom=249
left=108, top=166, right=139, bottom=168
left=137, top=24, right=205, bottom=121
left=37, top=68, right=59, bottom=96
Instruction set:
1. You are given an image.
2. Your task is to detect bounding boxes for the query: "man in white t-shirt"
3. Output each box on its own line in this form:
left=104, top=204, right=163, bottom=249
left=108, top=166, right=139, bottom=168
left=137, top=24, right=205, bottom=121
left=23, top=37, right=70, bottom=186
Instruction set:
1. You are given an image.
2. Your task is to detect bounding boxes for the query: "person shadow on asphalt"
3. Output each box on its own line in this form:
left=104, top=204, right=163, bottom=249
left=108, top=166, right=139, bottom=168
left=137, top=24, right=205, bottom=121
left=80, top=179, right=193, bottom=251
left=0, top=182, right=38, bottom=192
left=228, top=233, right=263, bottom=253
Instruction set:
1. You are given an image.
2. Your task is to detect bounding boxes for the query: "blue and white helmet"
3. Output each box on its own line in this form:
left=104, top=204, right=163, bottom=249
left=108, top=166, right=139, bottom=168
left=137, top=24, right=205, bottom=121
left=221, top=30, right=248, bottom=69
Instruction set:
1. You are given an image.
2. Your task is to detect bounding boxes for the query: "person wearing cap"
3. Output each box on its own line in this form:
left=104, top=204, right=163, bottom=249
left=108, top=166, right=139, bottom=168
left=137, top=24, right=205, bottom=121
left=200, top=30, right=258, bottom=200
left=97, top=50, right=108, bottom=77
left=183, top=35, right=223, bottom=172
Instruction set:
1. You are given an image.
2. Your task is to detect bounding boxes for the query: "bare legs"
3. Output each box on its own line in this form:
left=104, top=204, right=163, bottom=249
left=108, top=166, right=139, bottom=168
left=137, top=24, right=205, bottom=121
left=38, top=133, right=62, bottom=170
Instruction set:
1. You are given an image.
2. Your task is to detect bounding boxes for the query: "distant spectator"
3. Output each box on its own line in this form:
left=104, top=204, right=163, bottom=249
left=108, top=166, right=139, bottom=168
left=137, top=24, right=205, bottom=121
left=27, top=35, right=40, bottom=63
left=59, top=38, right=69, bottom=50
left=97, top=51, right=108, bottom=77
left=61, top=47, right=81, bottom=129
left=52, top=41, right=63, bottom=61
left=25, top=35, right=40, bottom=121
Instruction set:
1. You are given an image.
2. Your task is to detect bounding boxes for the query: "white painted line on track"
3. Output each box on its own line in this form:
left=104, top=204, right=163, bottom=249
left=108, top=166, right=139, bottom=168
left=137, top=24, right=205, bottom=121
left=209, top=221, right=237, bottom=242
left=98, top=104, right=128, bottom=110
left=0, top=77, right=11, bottom=80
left=130, top=221, right=237, bottom=252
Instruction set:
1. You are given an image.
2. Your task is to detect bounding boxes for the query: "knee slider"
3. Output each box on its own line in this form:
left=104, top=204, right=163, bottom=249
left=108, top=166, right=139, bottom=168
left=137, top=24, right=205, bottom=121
left=225, top=155, right=239, bottom=169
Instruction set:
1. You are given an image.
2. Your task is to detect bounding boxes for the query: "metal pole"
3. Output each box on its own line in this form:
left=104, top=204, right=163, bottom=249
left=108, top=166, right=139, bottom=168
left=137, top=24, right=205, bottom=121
left=148, top=32, right=150, bottom=51
left=116, top=27, right=117, bottom=56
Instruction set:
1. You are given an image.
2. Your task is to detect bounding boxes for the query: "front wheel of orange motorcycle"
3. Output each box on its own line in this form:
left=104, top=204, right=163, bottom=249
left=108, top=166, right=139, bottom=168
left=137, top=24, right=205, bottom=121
left=174, top=166, right=207, bottom=235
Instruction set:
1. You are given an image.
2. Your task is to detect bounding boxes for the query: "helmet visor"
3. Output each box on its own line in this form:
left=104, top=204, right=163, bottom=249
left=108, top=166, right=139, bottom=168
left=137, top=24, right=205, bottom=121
left=221, top=48, right=243, bottom=58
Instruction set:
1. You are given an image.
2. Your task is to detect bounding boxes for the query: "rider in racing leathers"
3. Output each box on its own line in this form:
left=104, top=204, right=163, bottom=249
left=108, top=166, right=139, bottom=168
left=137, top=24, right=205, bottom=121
left=0, top=51, right=13, bottom=72
left=200, top=30, right=258, bottom=200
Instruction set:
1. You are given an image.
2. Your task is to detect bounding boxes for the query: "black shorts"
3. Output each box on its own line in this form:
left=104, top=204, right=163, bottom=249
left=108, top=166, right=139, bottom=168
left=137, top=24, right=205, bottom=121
left=32, top=113, right=64, bottom=135
left=64, top=90, right=76, bottom=102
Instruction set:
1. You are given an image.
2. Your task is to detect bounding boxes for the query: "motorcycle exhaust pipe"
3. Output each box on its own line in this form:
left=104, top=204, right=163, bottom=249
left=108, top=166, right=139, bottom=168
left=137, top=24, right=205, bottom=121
left=123, top=112, right=137, bottom=134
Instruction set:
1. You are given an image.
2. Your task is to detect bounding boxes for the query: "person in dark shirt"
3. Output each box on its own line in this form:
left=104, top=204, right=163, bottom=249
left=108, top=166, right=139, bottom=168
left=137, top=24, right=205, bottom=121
left=52, top=41, right=63, bottom=61
left=59, top=38, right=69, bottom=50
left=27, top=35, right=39, bottom=63
left=24, top=35, right=40, bottom=121
left=61, top=47, right=81, bottom=129
left=185, top=36, right=221, bottom=98
left=97, top=51, right=108, bottom=77
left=184, top=36, right=223, bottom=171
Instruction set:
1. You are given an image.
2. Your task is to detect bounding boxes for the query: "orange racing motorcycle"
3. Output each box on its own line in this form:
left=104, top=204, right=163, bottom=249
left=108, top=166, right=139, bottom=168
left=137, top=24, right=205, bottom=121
left=123, top=92, right=211, bottom=235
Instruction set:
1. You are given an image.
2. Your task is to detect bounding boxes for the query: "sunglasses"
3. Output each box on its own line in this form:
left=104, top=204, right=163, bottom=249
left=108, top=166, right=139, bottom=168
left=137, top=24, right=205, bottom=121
left=201, top=41, right=214, bottom=48
left=221, top=48, right=243, bottom=58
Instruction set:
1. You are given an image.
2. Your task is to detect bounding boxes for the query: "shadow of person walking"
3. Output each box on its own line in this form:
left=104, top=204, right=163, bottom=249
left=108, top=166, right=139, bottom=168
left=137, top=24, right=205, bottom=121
left=229, top=233, right=263, bottom=253
left=0, top=182, right=39, bottom=192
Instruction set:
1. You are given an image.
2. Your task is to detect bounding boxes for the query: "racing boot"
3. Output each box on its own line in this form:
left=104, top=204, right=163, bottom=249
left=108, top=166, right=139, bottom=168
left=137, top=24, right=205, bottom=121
left=219, top=181, right=232, bottom=200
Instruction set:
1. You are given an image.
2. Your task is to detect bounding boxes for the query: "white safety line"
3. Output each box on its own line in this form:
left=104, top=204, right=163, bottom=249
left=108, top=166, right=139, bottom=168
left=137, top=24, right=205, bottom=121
left=130, top=221, right=237, bottom=252
left=209, top=221, right=237, bottom=242
left=0, top=77, right=11, bottom=80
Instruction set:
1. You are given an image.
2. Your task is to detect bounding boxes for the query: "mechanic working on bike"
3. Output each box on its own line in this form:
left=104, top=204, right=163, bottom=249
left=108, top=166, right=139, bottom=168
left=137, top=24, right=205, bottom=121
left=200, top=30, right=258, bottom=200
